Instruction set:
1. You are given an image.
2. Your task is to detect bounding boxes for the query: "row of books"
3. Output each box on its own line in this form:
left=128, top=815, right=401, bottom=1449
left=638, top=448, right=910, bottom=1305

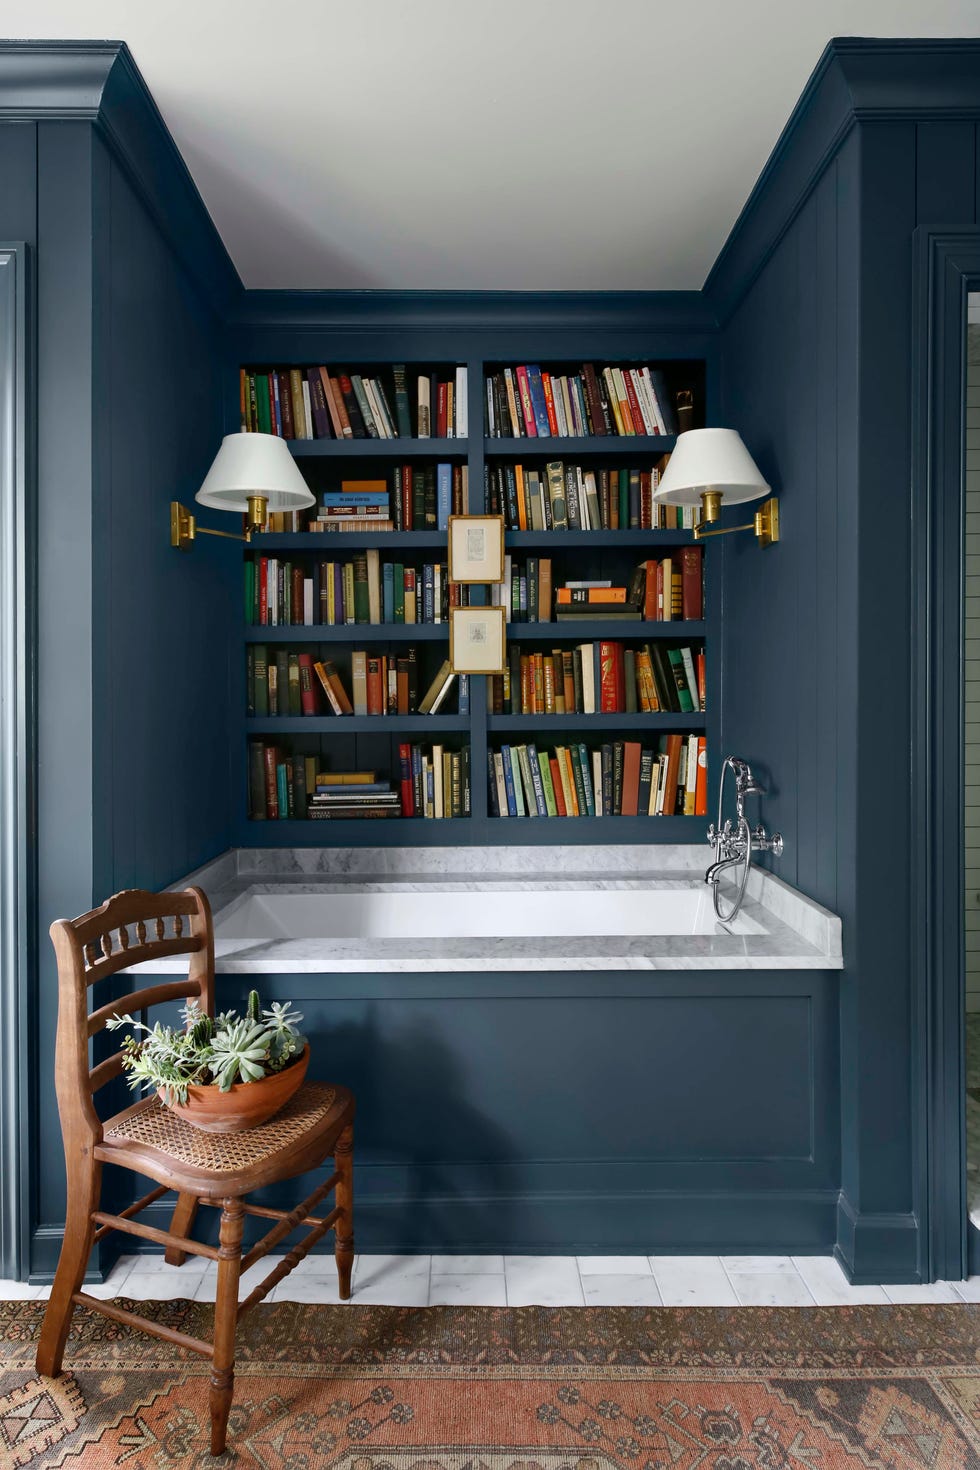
left=484, top=363, right=690, bottom=439
left=307, top=465, right=469, bottom=534
left=490, top=642, right=704, bottom=717
left=240, top=366, right=468, bottom=440
left=484, top=460, right=694, bottom=532
left=247, top=648, right=468, bottom=718
left=488, top=735, right=706, bottom=819
left=246, top=552, right=471, bottom=627
left=489, top=552, right=703, bottom=625
left=246, top=749, right=470, bottom=820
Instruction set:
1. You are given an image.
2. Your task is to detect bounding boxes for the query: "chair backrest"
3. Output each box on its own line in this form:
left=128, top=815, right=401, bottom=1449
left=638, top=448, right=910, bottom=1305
left=49, top=887, right=215, bottom=1149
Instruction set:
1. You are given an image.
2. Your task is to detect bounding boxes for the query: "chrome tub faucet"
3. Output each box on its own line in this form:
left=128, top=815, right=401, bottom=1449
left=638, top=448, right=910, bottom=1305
left=706, top=757, right=783, bottom=922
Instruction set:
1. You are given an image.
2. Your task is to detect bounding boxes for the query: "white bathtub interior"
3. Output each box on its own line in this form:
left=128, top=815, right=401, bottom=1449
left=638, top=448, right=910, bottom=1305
left=212, top=886, right=765, bottom=941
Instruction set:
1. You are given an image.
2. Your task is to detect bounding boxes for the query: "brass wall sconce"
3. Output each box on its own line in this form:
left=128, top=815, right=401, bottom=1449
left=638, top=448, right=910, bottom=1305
left=171, top=432, right=315, bottom=550
left=654, top=428, right=780, bottom=547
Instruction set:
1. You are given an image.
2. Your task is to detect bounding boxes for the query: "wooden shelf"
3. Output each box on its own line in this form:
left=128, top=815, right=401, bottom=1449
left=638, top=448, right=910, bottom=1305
left=245, top=623, right=449, bottom=643
left=288, top=438, right=466, bottom=459
left=506, top=529, right=694, bottom=548
left=504, top=620, right=705, bottom=640
left=486, top=436, right=675, bottom=456
left=246, top=715, right=470, bottom=735
left=488, top=713, right=706, bottom=733
left=247, top=531, right=448, bottom=552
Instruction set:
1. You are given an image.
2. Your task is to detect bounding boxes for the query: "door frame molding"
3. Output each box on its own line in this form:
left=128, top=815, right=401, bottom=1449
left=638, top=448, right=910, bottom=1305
left=0, top=243, right=36, bottom=1280
left=911, top=227, right=980, bottom=1282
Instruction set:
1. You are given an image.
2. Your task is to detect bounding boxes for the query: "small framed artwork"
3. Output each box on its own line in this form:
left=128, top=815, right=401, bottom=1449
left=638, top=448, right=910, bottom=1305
left=448, top=514, right=505, bottom=584
left=450, top=605, right=507, bottom=675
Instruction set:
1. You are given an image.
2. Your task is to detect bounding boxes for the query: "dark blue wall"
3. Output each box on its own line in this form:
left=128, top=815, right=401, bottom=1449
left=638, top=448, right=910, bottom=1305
left=711, top=57, right=980, bottom=1277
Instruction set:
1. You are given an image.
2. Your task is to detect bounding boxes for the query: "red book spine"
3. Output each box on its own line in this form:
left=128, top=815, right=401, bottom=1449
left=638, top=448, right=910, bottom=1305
left=366, top=656, right=384, bottom=716
left=623, top=370, right=646, bottom=434
left=695, top=736, right=708, bottom=816
left=640, top=471, right=652, bottom=529
left=643, top=561, right=658, bottom=621
left=681, top=546, right=703, bottom=620
left=267, top=375, right=277, bottom=435
left=515, top=365, right=537, bottom=436
left=599, top=641, right=619, bottom=712
left=399, top=742, right=414, bottom=816
left=656, top=562, right=665, bottom=620
left=259, top=557, right=269, bottom=626
left=298, top=653, right=317, bottom=715
left=278, top=369, right=295, bottom=438
left=437, top=382, right=448, bottom=438
left=263, top=745, right=279, bottom=819
left=291, top=566, right=304, bottom=624
left=615, top=644, right=626, bottom=710
left=541, top=372, right=560, bottom=435
left=696, top=651, right=706, bottom=708
left=550, top=756, right=567, bottom=816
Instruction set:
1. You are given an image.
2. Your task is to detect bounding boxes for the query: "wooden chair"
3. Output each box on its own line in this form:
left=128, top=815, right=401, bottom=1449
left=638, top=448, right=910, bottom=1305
left=36, top=885, right=355, bottom=1458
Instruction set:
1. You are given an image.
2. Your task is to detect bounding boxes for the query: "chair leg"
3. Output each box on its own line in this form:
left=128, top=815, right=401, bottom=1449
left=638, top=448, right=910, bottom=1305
left=209, top=1198, right=244, bottom=1458
left=334, top=1124, right=354, bottom=1301
left=164, top=1192, right=200, bottom=1267
left=36, top=1161, right=102, bottom=1378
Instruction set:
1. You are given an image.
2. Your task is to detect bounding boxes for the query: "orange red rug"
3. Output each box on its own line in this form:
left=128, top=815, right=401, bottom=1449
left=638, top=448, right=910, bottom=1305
left=1, top=1298, right=979, bottom=1466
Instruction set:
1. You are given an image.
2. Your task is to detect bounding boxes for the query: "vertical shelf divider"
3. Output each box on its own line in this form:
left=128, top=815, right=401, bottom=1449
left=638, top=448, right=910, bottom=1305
left=465, top=358, right=488, bottom=820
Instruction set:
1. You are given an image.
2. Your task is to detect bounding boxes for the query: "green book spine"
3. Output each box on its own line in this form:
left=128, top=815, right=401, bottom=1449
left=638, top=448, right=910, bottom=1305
left=276, top=761, right=288, bottom=820
left=252, top=644, right=268, bottom=717
left=667, top=647, right=695, bottom=712
left=392, top=363, right=413, bottom=437
left=287, top=653, right=301, bottom=716
left=569, top=744, right=588, bottom=816
left=393, top=564, right=405, bottom=623
left=538, top=749, right=558, bottom=816
left=350, top=375, right=378, bottom=437
left=248, top=742, right=266, bottom=819
left=353, top=554, right=370, bottom=623
left=255, top=373, right=271, bottom=434
left=576, top=743, right=595, bottom=817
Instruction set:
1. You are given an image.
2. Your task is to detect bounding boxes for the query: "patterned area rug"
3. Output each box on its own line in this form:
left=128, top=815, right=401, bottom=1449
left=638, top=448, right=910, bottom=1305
left=2, top=1298, right=979, bottom=1467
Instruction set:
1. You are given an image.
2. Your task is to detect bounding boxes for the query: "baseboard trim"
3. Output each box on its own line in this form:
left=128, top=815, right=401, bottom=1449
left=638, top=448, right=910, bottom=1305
left=29, top=1188, right=838, bottom=1281
left=834, top=1192, right=921, bottom=1284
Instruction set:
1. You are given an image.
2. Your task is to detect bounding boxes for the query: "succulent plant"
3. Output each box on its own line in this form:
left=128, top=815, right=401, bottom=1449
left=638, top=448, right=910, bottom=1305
left=106, top=995, right=305, bottom=1103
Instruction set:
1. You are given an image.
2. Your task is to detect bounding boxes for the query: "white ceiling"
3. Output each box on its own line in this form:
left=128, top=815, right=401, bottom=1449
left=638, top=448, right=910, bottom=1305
left=5, top=1, right=980, bottom=290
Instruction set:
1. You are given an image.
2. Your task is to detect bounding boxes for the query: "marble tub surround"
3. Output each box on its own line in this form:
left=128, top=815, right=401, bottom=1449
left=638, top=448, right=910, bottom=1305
left=151, top=845, right=842, bottom=974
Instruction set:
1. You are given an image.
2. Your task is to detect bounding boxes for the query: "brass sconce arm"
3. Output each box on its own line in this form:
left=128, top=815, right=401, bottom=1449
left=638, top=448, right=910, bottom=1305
left=170, top=495, right=268, bottom=551
left=692, top=491, right=780, bottom=548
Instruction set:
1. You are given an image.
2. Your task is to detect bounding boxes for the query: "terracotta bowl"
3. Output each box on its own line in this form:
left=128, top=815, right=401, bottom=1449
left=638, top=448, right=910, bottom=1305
left=159, top=1045, right=310, bottom=1134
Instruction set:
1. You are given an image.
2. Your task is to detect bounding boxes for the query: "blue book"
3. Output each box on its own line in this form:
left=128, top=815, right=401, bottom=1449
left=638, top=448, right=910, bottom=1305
left=487, top=751, right=500, bottom=816
left=321, top=491, right=390, bottom=506
left=276, top=762, right=289, bottom=820
left=458, top=674, right=470, bottom=714
left=648, top=369, right=678, bottom=434
left=526, top=742, right=548, bottom=817
left=500, top=746, right=518, bottom=817
left=382, top=562, right=394, bottom=623
left=436, top=463, right=453, bottom=530
left=526, top=366, right=552, bottom=438
left=316, top=782, right=391, bottom=795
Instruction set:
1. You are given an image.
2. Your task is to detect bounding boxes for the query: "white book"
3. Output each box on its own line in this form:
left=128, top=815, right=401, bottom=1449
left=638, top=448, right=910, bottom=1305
left=493, top=751, right=508, bottom=816
left=267, top=558, right=278, bottom=626
left=579, top=643, right=596, bottom=714
left=629, top=368, right=656, bottom=435
left=680, top=646, right=700, bottom=711
left=577, top=467, right=590, bottom=530
left=433, top=745, right=444, bottom=819
left=303, top=577, right=313, bottom=626
left=656, top=755, right=669, bottom=814
left=455, top=366, right=468, bottom=438
left=417, top=376, right=431, bottom=438
left=641, top=367, right=668, bottom=435
left=300, top=379, right=313, bottom=439
left=364, top=379, right=390, bottom=438
left=592, top=750, right=604, bottom=817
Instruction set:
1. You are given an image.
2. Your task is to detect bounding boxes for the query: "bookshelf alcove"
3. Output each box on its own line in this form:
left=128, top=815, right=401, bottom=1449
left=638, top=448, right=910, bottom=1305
left=227, top=337, right=718, bottom=847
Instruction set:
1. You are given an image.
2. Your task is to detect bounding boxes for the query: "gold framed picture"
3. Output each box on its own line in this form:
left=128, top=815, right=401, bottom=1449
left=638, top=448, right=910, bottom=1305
left=449, top=605, right=507, bottom=675
left=447, top=514, right=505, bottom=584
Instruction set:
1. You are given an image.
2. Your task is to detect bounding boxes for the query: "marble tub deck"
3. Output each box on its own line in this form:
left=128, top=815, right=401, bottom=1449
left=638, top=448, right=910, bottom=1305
left=142, top=845, right=843, bottom=974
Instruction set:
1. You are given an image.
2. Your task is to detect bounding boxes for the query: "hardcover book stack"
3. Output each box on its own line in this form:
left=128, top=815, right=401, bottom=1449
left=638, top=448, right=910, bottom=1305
left=485, top=460, right=692, bottom=531
left=313, top=480, right=393, bottom=533
left=489, top=641, right=704, bottom=716
left=485, top=363, right=686, bottom=439
left=240, top=363, right=467, bottom=440
left=246, top=549, right=470, bottom=626
left=488, top=734, right=707, bottom=819
left=309, top=771, right=402, bottom=820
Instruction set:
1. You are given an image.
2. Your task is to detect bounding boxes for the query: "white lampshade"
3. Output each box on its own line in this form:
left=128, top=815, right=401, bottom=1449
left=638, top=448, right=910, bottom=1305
left=195, top=432, right=315, bottom=513
left=654, top=428, right=770, bottom=508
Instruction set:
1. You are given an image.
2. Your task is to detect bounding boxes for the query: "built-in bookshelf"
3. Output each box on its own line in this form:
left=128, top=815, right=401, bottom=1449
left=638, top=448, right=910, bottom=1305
left=229, top=350, right=715, bottom=844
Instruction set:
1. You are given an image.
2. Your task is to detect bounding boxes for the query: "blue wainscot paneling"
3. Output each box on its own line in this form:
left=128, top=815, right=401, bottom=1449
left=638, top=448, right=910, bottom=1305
left=125, top=966, right=841, bottom=1258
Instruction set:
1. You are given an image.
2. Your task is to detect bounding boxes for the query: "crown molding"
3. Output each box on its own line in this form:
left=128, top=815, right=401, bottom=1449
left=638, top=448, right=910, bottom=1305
left=705, top=38, right=980, bottom=325
left=0, top=41, right=241, bottom=312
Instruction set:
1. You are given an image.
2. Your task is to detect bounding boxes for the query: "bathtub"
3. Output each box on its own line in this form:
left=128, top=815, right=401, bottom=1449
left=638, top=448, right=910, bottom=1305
left=212, top=885, right=764, bottom=942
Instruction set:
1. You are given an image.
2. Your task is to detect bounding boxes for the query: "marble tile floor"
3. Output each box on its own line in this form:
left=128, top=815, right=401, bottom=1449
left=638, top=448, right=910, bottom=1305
left=5, top=1254, right=979, bottom=1307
